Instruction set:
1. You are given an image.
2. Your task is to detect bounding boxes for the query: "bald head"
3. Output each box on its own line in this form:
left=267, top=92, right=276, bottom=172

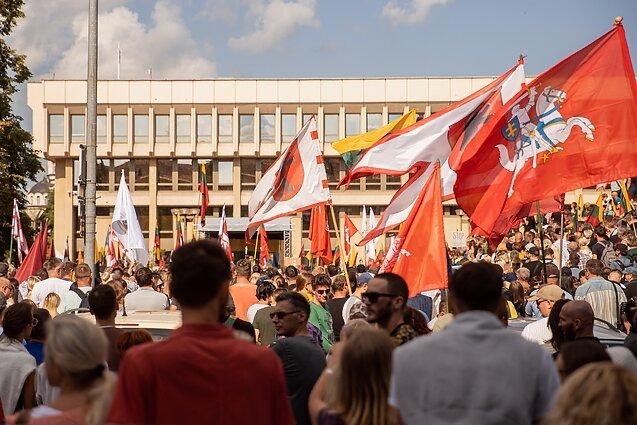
left=559, top=300, right=595, bottom=340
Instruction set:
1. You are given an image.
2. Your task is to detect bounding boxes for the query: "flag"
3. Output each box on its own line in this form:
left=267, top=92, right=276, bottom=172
left=577, top=193, right=584, bottom=216
left=455, top=22, right=637, bottom=237
left=383, top=162, right=448, bottom=296
left=105, top=225, right=116, bottom=267
left=299, top=242, right=307, bottom=260
left=247, top=116, right=331, bottom=238
left=333, top=246, right=340, bottom=265
left=154, top=223, right=161, bottom=265
left=112, top=172, right=149, bottom=265
left=380, top=236, right=399, bottom=273
left=366, top=207, right=378, bottom=261
left=199, top=164, right=209, bottom=226
left=585, top=194, right=604, bottom=227
left=309, top=203, right=333, bottom=265
left=47, top=237, right=55, bottom=259
left=619, top=180, right=634, bottom=213
left=332, top=110, right=418, bottom=168
left=343, top=214, right=359, bottom=266
left=63, top=237, right=70, bottom=262
left=344, top=61, right=525, bottom=242
left=11, top=199, right=29, bottom=264
left=258, top=226, right=271, bottom=268
left=175, top=215, right=185, bottom=250
left=15, top=221, right=48, bottom=282
left=218, top=205, right=233, bottom=262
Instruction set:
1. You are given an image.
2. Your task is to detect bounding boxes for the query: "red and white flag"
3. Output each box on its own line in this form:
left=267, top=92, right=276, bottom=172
left=309, top=203, right=333, bottom=265
left=247, top=116, right=330, bottom=237
left=218, top=205, right=233, bottom=262
left=455, top=21, right=637, bottom=239
left=343, top=213, right=359, bottom=258
left=347, top=62, right=525, bottom=245
left=258, top=226, right=271, bottom=268
left=11, top=199, right=29, bottom=264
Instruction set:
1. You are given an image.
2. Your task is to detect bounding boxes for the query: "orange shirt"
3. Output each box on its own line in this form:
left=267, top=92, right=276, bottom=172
left=229, top=283, right=258, bottom=321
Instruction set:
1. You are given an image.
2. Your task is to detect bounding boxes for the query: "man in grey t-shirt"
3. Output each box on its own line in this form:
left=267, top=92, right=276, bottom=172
left=390, top=262, right=559, bottom=425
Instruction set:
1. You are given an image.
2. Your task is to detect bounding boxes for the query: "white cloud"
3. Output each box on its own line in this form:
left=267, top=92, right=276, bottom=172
left=229, top=0, right=319, bottom=53
left=198, top=0, right=238, bottom=24
left=382, top=0, right=452, bottom=25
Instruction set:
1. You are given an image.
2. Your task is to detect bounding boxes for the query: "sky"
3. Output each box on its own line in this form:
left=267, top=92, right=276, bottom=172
left=8, top=0, right=637, bottom=132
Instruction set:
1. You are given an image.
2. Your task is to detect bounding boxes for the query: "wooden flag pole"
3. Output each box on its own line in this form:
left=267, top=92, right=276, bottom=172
left=329, top=203, right=352, bottom=296
left=558, top=208, right=565, bottom=288
left=536, top=201, right=548, bottom=287
left=253, top=226, right=260, bottom=268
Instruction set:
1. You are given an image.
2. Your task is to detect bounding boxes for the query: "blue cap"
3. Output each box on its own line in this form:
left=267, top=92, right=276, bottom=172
left=357, top=272, right=374, bottom=284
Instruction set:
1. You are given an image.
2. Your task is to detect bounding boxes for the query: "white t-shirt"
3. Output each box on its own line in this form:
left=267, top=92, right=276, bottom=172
left=247, top=304, right=268, bottom=323
left=30, top=278, right=72, bottom=307
left=520, top=317, right=553, bottom=345
left=58, top=286, right=92, bottom=313
left=124, top=287, right=169, bottom=311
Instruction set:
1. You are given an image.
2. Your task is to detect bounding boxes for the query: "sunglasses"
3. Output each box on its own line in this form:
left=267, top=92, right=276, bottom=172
left=315, top=289, right=330, bottom=295
left=269, top=310, right=301, bottom=320
left=362, top=292, right=398, bottom=304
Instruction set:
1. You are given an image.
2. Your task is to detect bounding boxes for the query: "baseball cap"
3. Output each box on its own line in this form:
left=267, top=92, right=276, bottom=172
left=528, top=246, right=540, bottom=256
left=357, top=272, right=373, bottom=284
left=528, top=285, right=564, bottom=302
left=74, top=263, right=92, bottom=278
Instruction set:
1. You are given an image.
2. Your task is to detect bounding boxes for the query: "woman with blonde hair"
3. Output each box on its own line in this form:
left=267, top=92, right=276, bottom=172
left=10, top=315, right=116, bottom=425
left=309, top=328, right=401, bottom=425
left=543, top=363, right=637, bottom=425
left=42, top=293, right=60, bottom=319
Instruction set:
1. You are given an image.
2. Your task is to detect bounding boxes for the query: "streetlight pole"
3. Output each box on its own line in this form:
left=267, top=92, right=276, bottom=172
left=85, top=0, right=98, bottom=282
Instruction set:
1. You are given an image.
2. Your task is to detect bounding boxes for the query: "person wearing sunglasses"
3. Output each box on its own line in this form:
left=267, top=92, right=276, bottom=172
left=271, top=291, right=326, bottom=425
left=308, top=274, right=335, bottom=352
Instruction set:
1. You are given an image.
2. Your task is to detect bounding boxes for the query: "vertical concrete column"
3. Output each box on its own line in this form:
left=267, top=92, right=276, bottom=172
left=148, top=159, right=158, bottom=253
left=233, top=158, right=241, bottom=217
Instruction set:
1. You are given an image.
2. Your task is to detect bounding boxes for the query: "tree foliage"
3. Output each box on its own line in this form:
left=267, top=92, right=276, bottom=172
left=0, top=0, right=44, bottom=261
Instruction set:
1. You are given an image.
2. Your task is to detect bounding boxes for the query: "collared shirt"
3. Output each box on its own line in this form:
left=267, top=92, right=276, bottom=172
left=390, top=311, right=559, bottom=425
left=108, top=323, right=294, bottom=425
left=309, top=302, right=334, bottom=352
left=521, top=317, right=552, bottom=345
left=123, top=287, right=169, bottom=311
left=575, top=276, right=627, bottom=325
left=30, top=278, right=71, bottom=307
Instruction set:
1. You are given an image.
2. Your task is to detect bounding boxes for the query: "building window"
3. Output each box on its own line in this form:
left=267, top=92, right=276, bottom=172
left=96, top=159, right=109, bottom=191
left=71, top=114, right=85, bottom=142
left=281, top=114, right=297, bottom=143
left=218, top=161, right=233, bottom=189
left=260, top=158, right=275, bottom=177
left=366, top=174, right=381, bottom=190
left=260, top=114, right=275, bottom=143
left=176, top=114, right=191, bottom=143
left=177, top=159, right=193, bottom=191
left=49, top=114, right=64, bottom=143
left=239, top=114, right=254, bottom=143
left=324, top=158, right=341, bottom=188
left=158, top=207, right=173, bottom=237
left=367, top=113, right=382, bottom=131
left=386, top=175, right=402, bottom=190
left=197, top=114, right=212, bottom=143
left=134, top=115, right=149, bottom=143
left=241, top=159, right=257, bottom=189
left=155, top=115, right=170, bottom=143
left=345, top=113, right=360, bottom=137
left=388, top=112, right=403, bottom=122
left=112, top=114, right=128, bottom=143
left=113, top=160, right=131, bottom=189
left=218, top=114, right=233, bottom=143
left=157, top=159, right=173, bottom=191
left=199, top=159, right=214, bottom=189
left=324, top=114, right=339, bottom=142
left=134, top=159, right=149, bottom=191
left=96, top=115, right=106, bottom=144
left=303, top=113, right=314, bottom=125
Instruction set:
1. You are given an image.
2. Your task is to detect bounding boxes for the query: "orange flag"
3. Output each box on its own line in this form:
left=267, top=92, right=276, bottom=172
left=309, top=203, right=333, bottom=265
left=384, top=162, right=448, bottom=296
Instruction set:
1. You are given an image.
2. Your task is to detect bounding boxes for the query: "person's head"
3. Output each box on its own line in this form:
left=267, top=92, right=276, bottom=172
left=514, top=231, right=523, bottom=243
left=169, top=241, right=232, bottom=320
left=559, top=300, right=595, bottom=341
left=449, top=262, right=503, bottom=314
left=543, top=263, right=560, bottom=285
left=30, top=308, right=52, bottom=342
left=326, top=264, right=339, bottom=278
left=355, top=272, right=373, bottom=294
left=44, top=292, right=61, bottom=312
left=328, top=328, right=398, bottom=425
left=284, top=265, right=299, bottom=282
left=0, top=262, right=9, bottom=278
left=312, top=274, right=332, bottom=306
left=0, top=277, right=12, bottom=299
left=585, top=259, right=604, bottom=278
left=624, top=266, right=637, bottom=283
left=25, top=276, right=41, bottom=294
left=110, top=267, right=124, bottom=281
left=44, top=315, right=115, bottom=425
left=548, top=299, right=571, bottom=351
left=1, top=302, right=36, bottom=341
left=528, top=247, right=540, bottom=259
left=515, top=267, right=530, bottom=283
left=568, top=252, right=580, bottom=268
left=608, top=270, right=622, bottom=284
left=88, top=284, right=118, bottom=322
left=255, top=281, right=276, bottom=303
left=595, top=226, right=608, bottom=241
left=339, top=318, right=372, bottom=342
left=44, top=258, right=63, bottom=278
left=60, top=261, right=75, bottom=280
left=234, top=259, right=251, bottom=278
left=356, top=264, right=367, bottom=274
left=331, top=275, right=347, bottom=296
left=116, top=329, right=153, bottom=355
left=74, top=263, right=93, bottom=287
left=249, top=273, right=261, bottom=285
left=556, top=340, right=611, bottom=381
left=271, top=291, right=310, bottom=337
left=545, top=363, right=637, bottom=425
left=529, top=284, right=565, bottom=318
left=134, top=266, right=153, bottom=288
left=363, top=272, right=408, bottom=328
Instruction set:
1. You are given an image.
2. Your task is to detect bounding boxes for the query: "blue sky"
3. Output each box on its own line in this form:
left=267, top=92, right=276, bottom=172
left=9, top=0, right=637, bottom=131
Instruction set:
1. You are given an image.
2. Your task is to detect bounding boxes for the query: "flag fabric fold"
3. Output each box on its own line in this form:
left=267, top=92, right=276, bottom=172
left=366, top=207, right=378, bottom=261
left=309, top=203, right=333, bottom=265
left=15, top=221, right=48, bottom=282
left=218, top=205, right=234, bottom=262
left=11, top=199, right=29, bottom=264
left=343, top=213, right=359, bottom=266
left=258, top=226, right=271, bottom=268
left=112, top=172, right=149, bottom=265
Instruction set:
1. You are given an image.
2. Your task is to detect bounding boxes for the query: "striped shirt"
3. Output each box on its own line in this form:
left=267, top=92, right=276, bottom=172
left=575, top=277, right=627, bottom=325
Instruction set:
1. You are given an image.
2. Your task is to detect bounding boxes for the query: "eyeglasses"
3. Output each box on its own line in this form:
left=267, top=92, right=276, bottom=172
left=361, top=292, right=398, bottom=304
left=31, top=318, right=38, bottom=327
left=315, top=289, right=330, bottom=295
left=269, top=310, right=301, bottom=320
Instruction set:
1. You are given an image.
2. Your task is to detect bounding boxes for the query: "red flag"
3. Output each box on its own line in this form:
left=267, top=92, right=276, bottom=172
left=15, top=221, right=48, bottom=282
left=343, top=214, right=359, bottom=256
left=309, top=203, right=333, bottom=265
left=384, top=162, right=448, bottom=296
left=258, top=226, right=271, bottom=268
left=11, top=199, right=29, bottom=263
left=199, top=164, right=209, bottom=226
left=455, top=22, right=637, bottom=237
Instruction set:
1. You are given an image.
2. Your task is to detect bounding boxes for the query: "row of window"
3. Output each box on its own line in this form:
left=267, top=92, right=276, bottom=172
left=49, top=111, right=406, bottom=144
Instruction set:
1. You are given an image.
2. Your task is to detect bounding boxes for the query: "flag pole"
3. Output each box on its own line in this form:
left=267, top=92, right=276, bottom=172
left=536, top=201, right=548, bottom=286
left=253, top=226, right=260, bottom=267
left=329, top=203, right=352, bottom=296
left=558, top=208, right=565, bottom=288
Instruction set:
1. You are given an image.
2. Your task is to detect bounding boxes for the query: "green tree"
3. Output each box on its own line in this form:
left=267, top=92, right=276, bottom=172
left=0, top=0, right=43, bottom=261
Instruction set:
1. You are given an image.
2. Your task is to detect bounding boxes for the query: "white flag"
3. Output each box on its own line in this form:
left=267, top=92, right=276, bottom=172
left=218, top=205, right=233, bottom=261
left=11, top=199, right=29, bottom=263
left=366, top=207, right=377, bottom=261
left=112, top=172, right=149, bottom=265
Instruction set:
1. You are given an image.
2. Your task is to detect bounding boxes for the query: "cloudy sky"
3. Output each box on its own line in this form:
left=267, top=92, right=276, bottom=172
left=8, top=0, right=637, bottom=130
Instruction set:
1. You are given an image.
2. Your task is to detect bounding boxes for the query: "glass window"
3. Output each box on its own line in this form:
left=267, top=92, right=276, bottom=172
left=71, top=114, right=85, bottom=142
left=177, top=159, right=193, bottom=191
left=324, top=114, right=339, bottom=142
left=367, top=113, right=382, bottom=131
left=49, top=114, right=64, bottom=143
left=155, top=115, right=170, bottom=143
left=96, top=159, right=109, bottom=191
left=218, top=115, right=233, bottom=143
left=281, top=114, right=297, bottom=143
left=366, top=174, right=381, bottom=190
left=386, top=175, right=402, bottom=190
left=176, top=114, right=191, bottom=143
left=113, top=160, right=130, bottom=189
left=135, top=206, right=150, bottom=238
left=241, top=159, right=257, bottom=189
left=97, top=115, right=106, bottom=143
left=388, top=112, right=403, bottom=122
left=158, top=207, right=173, bottom=236
left=134, top=115, right=149, bottom=143
left=218, top=161, right=233, bottom=188
left=260, top=114, right=275, bottom=143
left=303, top=113, right=314, bottom=125
left=112, top=114, right=127, bottom=143
left=239, top=114, right=254, bottom=143
left=157, top=159, right=173, bottom=191
left=260, top=159, right=275, bottom=179
left=324, top=158, right=341, bottom=188
left=345, top=113, right=360, bottom=136
left=197, top=114, right=212, bottom=143
left=134, top=159, right=149, bottom=191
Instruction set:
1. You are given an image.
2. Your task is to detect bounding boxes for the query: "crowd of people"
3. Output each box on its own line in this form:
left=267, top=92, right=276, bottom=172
left=0, top=210, right=637, bottom=423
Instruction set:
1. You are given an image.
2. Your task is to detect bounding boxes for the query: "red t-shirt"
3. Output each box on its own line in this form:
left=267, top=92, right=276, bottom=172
left=108, top=323, right=293, bottom=425
left=229, top=283, right=259, bottom=321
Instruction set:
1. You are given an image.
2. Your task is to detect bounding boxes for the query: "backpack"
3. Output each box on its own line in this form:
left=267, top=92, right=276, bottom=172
left=69, top=285, right=90, bottom=310
left=599, top=241, right=617, bottom=268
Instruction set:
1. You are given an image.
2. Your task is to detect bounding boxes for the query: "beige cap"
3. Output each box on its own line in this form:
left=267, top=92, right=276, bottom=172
left=528, top=285, right=564, bottom=302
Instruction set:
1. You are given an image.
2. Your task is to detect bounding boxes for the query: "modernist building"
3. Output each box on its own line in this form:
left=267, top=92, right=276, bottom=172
left=27, top=77, right=597, bottom=265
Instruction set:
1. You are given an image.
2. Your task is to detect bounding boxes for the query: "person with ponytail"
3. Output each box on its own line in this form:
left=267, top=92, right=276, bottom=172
left=9, top=315, right=116, bottom=425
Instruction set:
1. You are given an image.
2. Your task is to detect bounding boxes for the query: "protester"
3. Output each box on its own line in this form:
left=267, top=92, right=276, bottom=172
left=116, top=330, right=153, bottom=355
left=88, top=285, right=125, bottom=372
left=271, top=291, right=326, bottom=425
left=521, top=285, right=565, bottom=345
left=283, top=266, right=300, bottom=290
left=108, top=240, right=293, bottom=424
left=326, top=274, right=349, bottom=341
left=123, top=266, right=169, bottom=311
left=223, top=294, right=257, bottom=342
left=558, top=300, right=601, bottom=346
left=525, top=263, right=573, bottom=318
left=555, top=339, right=611, bottom=380
left=342, top=271, right=371, bottom=323
left=390, top=262, right=559, bottom=425
left=228, top=259, right=259, bottom=321
left=24, top=308, right=51, bottom=365
left=308, top=274, right=334, bottom=352
left=406, top=291, right=434, bottom=320
left=247, top=280, right=276, bottom=323
left=58, top=263, right=93, bottom=313
left=606, top=346, right=637, bottom=373
left=575, top=259, right=626, bottom=326
left=29, top=259, right=71, bottom=307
